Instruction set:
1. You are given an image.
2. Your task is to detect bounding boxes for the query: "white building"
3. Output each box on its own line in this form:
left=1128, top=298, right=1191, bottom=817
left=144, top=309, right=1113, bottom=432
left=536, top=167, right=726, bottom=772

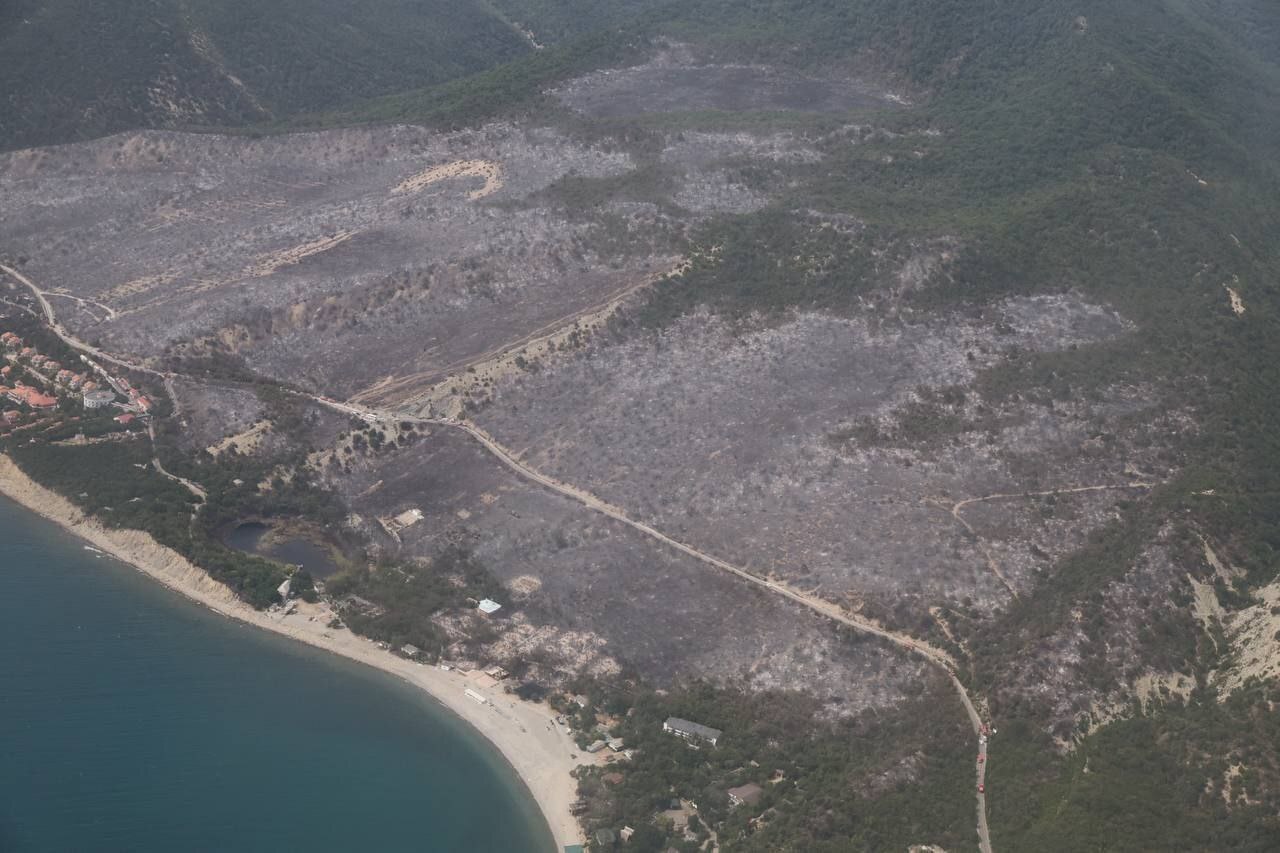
left=83, top=389, right=116, bottom=409
left=663, top=717, right=722, bottom=747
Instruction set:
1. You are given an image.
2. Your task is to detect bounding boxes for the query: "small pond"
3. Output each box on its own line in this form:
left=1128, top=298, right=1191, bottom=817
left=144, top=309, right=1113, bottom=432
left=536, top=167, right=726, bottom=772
left=223, top=522, right=341, bottom=578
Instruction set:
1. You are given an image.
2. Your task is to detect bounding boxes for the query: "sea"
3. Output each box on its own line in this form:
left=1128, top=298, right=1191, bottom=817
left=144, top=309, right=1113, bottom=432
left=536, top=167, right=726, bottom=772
left=0, top=496, right=553, bottom=853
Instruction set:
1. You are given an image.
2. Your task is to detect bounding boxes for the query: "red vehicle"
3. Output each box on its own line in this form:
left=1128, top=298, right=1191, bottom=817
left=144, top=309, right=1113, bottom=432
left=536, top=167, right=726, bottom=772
left=978, top=754, right=986, bottom=763
left=978, top=783, right=985, bottom=794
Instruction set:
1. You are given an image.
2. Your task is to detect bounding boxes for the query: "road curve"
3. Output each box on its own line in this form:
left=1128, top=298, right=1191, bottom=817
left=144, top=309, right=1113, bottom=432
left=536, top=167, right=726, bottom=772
left=320, top=400, right=997, bottom=853
left=0, top=263, right=164, bottom=378
left=448, top=417, right=993, bottom=853
left=1, top=264, right=995, bottom=853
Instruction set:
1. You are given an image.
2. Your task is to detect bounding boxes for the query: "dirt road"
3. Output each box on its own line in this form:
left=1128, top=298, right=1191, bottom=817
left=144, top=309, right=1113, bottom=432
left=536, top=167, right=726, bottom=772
left=321, top=401, right=999, bottom=852
left=1, top=263, right=996, bottom=853
left=0, top=263, right=165, bottom=379
left=437, top=415, right=997, bottom=853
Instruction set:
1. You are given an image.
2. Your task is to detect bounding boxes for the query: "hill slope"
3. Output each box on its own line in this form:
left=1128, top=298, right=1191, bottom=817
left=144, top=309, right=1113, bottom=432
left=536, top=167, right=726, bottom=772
left=2, top=0, right=1280, bottom=849
left=0, top=0, right=531, bottom=150
left=354, top=1, right=1280, bottom=846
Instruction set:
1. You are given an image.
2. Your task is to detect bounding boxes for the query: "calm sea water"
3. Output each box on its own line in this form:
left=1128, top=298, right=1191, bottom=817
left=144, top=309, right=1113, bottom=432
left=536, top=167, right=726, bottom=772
left=0, top=497, right=552, bottom=853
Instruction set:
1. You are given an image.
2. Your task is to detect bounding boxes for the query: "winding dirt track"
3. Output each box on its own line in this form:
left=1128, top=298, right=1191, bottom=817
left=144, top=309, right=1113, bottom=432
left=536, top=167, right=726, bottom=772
left=927, top=483, right=1157, bottom=601
left=448, top=419, right=990, bottom=853
left=0, top=263, right=166, bottom=379
left=325, top=399, right=998, bottom=853
left=1, top=262, right=995, bottom=853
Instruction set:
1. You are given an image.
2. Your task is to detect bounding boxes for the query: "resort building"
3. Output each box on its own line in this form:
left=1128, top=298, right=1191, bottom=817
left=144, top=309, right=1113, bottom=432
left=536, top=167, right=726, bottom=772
left=83, top=388, right=116, bottom=409
left=8, top=385, right=58, bottom=411
left=663, top=717, right=722, bottom=747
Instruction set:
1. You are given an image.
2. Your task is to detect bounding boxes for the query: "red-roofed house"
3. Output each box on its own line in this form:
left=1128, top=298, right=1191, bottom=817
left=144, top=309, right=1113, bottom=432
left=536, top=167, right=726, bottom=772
left=8, top=385, right=57, bottom=410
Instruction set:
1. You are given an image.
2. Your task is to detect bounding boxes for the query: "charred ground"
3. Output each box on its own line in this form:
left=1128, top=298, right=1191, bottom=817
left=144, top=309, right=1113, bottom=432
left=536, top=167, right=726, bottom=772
left=4, top=2, right=1280, bottom=849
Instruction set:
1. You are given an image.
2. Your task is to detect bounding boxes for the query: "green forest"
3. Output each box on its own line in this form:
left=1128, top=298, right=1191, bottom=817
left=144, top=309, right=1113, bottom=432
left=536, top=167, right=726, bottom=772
left=0, top=0, right=531, bottom=150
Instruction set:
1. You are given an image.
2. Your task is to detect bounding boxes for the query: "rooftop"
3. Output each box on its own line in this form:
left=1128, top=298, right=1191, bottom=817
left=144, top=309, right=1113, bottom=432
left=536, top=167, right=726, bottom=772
left=664, top=716, right=723, bottom=742
left=728, top=782, right=764, bottom=806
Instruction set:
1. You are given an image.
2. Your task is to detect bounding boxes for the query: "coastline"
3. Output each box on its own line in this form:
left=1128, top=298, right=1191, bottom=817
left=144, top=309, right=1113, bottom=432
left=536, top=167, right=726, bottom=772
left=0, top=454, right=585, bottom=852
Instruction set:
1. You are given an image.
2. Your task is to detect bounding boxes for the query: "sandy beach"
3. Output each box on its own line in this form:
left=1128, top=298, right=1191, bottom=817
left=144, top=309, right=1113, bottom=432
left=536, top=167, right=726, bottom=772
left=0, top=455, right=587, bottom=851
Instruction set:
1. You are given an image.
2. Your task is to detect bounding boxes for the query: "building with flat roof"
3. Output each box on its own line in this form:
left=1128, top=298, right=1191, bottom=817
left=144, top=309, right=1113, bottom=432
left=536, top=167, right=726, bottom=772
left=83, top=388, right=116, bottom=409
left=728, top=782, right=764, bottom=807
left=663, top=717, right=722, bottom=747
left=477, top=598, right=502, bottom=615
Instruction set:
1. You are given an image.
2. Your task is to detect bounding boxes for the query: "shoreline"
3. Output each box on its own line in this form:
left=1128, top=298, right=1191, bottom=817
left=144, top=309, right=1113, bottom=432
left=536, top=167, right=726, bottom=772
left=0, top=454, right=585, bottom=852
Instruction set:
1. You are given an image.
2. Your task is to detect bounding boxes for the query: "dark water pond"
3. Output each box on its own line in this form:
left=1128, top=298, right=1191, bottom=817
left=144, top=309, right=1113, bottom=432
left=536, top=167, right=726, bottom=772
left=223, top=521, right=341, bottom=578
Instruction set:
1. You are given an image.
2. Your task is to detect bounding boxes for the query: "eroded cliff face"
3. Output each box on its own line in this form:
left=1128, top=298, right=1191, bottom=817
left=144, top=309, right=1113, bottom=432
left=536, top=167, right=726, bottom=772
left=0, top=455, right=238, bottom=607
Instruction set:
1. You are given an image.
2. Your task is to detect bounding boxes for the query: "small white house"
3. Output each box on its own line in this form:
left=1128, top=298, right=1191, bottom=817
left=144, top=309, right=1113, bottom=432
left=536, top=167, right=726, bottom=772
left=477, top=598, right=502, bottom=615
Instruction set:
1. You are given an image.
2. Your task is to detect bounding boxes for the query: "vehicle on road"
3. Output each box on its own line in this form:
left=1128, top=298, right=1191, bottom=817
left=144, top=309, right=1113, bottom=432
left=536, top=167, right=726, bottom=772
left=978, top=783, right=985, bottom=793
left=978, top=754, right=985, bottom=763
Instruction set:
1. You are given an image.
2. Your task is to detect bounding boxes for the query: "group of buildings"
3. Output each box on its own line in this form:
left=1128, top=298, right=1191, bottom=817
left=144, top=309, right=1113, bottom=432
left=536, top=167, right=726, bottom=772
left=0, top=331, right=151, bottom=422
left=1, top=332, right=71, bottom=414
left=80, top=354, right=152, bottom=415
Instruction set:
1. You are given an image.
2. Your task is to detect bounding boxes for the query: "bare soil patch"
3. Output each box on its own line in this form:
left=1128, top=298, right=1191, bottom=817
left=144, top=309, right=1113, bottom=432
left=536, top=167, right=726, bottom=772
left=553, top=46, right=900, bottom=117
left=323, top=426, right=926, bottom=711
left=472, top=295, right=1179, bottom=622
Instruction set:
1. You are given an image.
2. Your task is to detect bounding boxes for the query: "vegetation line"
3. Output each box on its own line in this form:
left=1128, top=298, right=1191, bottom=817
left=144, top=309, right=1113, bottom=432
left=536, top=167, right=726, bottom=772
left=2, top=263, right=206, bottom=506
left=0, top=264, right=166, bottom=380
left=4, top=262, right=995, bottom=851
left=927, top=484, right=1157, bottom=600
left=435, top=417, right=998, bottom=853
